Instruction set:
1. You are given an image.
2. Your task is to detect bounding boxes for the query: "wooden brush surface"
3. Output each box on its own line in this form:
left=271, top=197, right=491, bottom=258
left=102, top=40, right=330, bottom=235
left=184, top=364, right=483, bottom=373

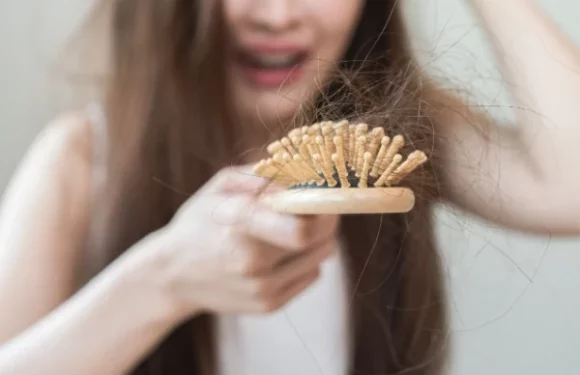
left=252, top=120, right=427, bottom=214
left=260, top=187, right=415, bottom=215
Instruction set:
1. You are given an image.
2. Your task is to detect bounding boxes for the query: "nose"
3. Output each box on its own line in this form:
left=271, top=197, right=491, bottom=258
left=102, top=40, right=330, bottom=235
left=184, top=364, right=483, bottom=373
left=248, top=0, right=301, bottom=32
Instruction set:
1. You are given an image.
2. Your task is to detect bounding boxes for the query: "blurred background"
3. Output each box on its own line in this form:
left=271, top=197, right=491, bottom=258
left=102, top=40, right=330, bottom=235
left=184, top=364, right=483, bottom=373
left=1, top=0, right=580, bottom=373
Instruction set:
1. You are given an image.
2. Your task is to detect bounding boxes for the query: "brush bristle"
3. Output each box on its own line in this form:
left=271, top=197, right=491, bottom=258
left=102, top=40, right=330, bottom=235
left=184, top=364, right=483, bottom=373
left=253, top=120, right=428, bottom=188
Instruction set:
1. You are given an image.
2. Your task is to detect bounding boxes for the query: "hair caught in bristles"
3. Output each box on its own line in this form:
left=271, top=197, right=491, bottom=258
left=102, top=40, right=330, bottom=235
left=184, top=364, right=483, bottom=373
left=253, top=120, right=428, bottom=189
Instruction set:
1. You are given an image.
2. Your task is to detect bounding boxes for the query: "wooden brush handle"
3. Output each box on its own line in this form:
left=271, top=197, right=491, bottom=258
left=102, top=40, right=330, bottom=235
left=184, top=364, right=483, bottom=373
left=258, top=187, right=415, bottom=215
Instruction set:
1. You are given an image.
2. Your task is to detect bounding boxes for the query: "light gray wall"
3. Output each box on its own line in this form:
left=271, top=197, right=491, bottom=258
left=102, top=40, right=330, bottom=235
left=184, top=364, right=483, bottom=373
left=0, top=0, right=93, bottom=192
left=1, top=1, right=579, bottom=374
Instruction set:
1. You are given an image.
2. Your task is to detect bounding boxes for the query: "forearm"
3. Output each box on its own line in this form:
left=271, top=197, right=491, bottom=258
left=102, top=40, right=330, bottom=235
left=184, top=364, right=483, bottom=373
left=468, top=0, right=580, bottom=185
left=0, top=233, right=180, bottom=375
left=434, top=0, right=580, bottom=233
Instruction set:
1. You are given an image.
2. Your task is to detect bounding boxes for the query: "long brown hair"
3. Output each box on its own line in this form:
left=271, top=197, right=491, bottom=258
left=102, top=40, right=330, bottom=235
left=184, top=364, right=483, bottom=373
left=87, top=0, right=450, bottom=374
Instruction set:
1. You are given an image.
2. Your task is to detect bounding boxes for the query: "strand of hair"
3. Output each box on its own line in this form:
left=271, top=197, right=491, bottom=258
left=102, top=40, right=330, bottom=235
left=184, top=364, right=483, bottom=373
left=290, top=154, right=311, bottom=184
left=378, top=135, right=405, bottom=175
left=313, top=154, right=337, bottom=187
left=281, top=137, right=299, bottom=158
left=257, top=122, right=430, bottom=190
left=280, top=153, right=303, bottom=185
left=366, top=127, right=384, bottom=166
left=295, top=154, right=324, bottom=185
left=386, top=150, right=428, bottom=185
left=308, top=123, right=322, bottom=138
left=291, top=135, right=303, bottom=153
left=264, top=159, right=281, bottom=180
left=271, top=154, right=298, bottom=187
left=333, top=128, right=348, bottom=186
left=252, top=160, right=270, bottom=178
left=374, top=154, right=403, bottom=187
left=273, top=153, right=295, bottom=183
left=284, top=153, right=306, bottom=183
left=267, top=140, right=284, bottom=156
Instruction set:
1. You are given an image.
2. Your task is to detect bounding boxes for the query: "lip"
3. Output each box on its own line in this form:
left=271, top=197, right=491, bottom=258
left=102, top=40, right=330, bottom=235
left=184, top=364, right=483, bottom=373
left=233, top=42, right=311, bottom=89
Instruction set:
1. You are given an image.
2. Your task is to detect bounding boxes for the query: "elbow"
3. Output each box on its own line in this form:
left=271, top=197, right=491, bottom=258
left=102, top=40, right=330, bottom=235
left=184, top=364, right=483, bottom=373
left=530, top=185, right=580, bottom=237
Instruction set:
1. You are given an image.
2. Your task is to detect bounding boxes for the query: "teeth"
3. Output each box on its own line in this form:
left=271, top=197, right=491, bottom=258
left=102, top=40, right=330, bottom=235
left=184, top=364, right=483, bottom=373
left=257, top=54, right=296, bottom=64
left=249, top=53, right=302, bottom=68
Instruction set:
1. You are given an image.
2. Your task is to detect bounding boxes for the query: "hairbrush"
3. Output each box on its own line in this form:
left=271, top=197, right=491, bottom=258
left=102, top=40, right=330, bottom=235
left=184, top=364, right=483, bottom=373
left=252, top=120, right=428, bottom=215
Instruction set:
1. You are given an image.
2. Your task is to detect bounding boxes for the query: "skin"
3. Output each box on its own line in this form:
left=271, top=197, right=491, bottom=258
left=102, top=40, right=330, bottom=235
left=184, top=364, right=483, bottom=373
left=434, top=0, right=580, bottom=235
left=1, top=0, right=580, bottom=373
left=225, top=0, right=364, bottom=127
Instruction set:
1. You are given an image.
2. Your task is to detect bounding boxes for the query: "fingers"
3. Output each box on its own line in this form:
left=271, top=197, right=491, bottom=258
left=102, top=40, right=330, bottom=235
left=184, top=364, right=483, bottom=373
left=208, top=195, right=340, bottom=252
left=202, top=167, right=340, bottom=252
left=222, top=237, right=290, bottom=277
left=229, top=239, right=337, bottom=312
left=263, top=238, right=335, bottom=292
left=211, top=269, right=320, bottom=315
left=242, top=209, right=340, bottom=252
left=252, top=270, right=320, bottom=313
left=201, top=165, right=285, bottom=196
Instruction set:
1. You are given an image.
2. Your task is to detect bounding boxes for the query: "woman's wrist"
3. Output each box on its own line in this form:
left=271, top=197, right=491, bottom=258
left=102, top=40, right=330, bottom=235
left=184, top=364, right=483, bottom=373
left=0, top=231, right=190, bottom=375
left=113, top=228, right=199, bottom=325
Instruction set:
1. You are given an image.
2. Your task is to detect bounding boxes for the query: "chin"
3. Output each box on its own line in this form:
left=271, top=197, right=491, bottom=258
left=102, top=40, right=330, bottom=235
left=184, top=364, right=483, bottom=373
left=235, top=83, right=317, bottom=128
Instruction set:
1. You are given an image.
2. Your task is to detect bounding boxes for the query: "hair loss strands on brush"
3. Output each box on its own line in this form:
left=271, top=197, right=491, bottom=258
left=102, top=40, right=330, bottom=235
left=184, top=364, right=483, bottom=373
left=253, top=120, right=428, bottom=189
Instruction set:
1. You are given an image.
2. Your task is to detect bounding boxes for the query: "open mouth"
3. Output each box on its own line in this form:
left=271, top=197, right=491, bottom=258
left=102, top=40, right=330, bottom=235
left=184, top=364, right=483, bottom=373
left=237, top=50, right=309, bottom=70
left=234, top=45, right=310, bottom=88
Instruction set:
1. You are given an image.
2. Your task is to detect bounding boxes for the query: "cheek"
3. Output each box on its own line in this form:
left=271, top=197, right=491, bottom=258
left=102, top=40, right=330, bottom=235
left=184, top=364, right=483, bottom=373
left=312, top=0, right=364, bottom=59
left=222, top=0, right=247, bottom=36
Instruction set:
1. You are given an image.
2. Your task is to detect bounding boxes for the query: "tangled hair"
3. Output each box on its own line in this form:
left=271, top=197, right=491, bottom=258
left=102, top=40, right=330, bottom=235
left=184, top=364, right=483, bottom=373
left=80, top=0, right=451, bottom=374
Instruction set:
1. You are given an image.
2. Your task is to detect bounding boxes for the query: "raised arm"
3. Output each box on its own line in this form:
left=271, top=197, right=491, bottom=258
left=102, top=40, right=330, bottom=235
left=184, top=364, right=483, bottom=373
left=429, top=0, right=580, bottom=235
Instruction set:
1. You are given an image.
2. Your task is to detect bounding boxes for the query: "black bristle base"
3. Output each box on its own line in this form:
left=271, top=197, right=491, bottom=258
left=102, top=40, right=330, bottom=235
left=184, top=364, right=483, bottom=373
left=289, top=169, right=380, bottom=189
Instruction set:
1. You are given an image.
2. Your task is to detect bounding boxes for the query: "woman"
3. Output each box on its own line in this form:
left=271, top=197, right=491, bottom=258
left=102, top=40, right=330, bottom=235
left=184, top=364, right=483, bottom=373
left=0, top=0, right=579, bottom=374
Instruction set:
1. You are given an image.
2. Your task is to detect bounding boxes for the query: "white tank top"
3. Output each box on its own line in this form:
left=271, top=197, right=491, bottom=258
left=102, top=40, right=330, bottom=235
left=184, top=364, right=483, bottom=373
left=216, top=250, right=352, bottom=375
left=85, top=103, right=352, bottom=375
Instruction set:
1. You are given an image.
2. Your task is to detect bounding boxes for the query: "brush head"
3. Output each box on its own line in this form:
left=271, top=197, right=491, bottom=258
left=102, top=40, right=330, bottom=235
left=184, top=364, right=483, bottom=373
left=253, top=120, right=428, bottom=215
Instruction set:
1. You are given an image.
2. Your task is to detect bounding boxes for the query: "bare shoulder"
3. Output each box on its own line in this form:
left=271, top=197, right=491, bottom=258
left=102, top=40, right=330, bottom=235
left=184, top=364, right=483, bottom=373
left=0, top=110, right=100, bottom=339
left=31, top=110, right=93, bottom=168
left=0, top=109, right=96, bottom=231
left=14, top=110, right=93, bottom=191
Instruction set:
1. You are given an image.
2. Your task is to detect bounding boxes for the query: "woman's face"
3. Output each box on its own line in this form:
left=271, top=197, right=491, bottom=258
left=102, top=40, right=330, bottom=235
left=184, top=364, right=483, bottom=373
left=224, top=0, right=365, bottom=127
